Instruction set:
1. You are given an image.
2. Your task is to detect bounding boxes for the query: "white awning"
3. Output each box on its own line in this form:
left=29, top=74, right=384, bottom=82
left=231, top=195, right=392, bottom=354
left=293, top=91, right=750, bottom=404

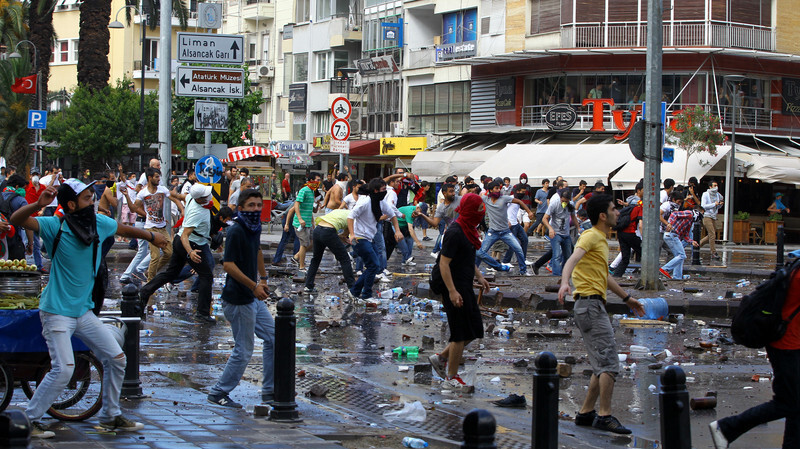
left=412, top=150, right=498, bottom=182
left=738, top=150, right=800, bottom=185
left=610, top=144, right=732, bottom=190
left=467, top=144, right=632, bottom=185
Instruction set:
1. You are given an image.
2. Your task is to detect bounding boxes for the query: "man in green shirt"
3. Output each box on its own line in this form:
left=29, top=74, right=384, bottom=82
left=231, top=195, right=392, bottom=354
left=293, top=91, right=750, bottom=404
left=387, top=204, right=424, bottom=266
left=292, top=172, right=321, bottom=271
left=303, top=209, right=355, bottom=297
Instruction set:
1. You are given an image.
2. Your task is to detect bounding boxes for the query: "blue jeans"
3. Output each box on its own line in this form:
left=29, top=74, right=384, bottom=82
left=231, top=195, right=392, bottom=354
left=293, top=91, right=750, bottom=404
left=374, top=222, right=387, bottom=272
left=121, top=220, right=150, bottom=280
left=550, top=233, right=573, bottom=276
left=26, top=310, right=126, bottom=422
left=32, top=231, right=42, bottom=269
left=272, top=218, right=300, bottom=264
left=502, top=224, right=528, bottom=263
left=433, top=220, right=447, bottom=253
left=718, top=347, right=800, bottom=448
left=662, top=232, right=686, bottom=279
left=396, top=226, right=413, bottom=261
left=210, top=300, right=275, bottom=398
left=476, top=228, right=527, bottom=274
left=351, top=238, right=381, bottom=299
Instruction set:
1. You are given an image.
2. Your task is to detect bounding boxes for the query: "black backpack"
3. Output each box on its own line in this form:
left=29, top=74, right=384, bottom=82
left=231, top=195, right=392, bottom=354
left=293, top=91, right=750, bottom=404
left=731, top=258, right=800, bottom=348
left=613, top=205, right=635, bottom=232
left=0, top=192, right=25, bottom=260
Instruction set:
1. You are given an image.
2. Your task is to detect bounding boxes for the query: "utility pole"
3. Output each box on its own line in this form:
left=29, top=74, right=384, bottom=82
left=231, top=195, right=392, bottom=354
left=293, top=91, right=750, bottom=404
left=637, top=0, right=664, bottom=291
left=159, top=1, right=172, bottom=181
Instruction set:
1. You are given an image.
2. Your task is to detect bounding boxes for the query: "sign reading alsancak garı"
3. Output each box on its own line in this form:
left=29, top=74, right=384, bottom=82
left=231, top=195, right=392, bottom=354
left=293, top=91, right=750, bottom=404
left=175, top=67, right=245, bottom=98
left=177, top=32, right=244, bottom=64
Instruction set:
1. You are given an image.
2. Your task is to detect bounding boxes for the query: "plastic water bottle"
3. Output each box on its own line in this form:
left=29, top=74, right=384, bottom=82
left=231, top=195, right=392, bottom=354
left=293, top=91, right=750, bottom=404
left=506, top=308, right=514, bottom=321
left=139, top=329, right=153, bottom=337
left=498, top=329, right=510, bottom=339
left=402, top=437, right=429, bottom=448
left=392, top=346, right=420, bottom=358
left=379, top=287, right=403, bottom=299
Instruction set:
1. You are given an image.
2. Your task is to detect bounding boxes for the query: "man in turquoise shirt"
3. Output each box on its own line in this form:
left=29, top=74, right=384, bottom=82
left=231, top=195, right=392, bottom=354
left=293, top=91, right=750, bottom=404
left=10, top=179, right=167, bottom=438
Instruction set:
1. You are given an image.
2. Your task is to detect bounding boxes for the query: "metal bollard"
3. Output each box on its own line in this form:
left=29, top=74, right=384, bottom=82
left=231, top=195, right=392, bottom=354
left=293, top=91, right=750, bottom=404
left=659, top=366, right=691, bottom=449
left=691, top=221, right=702, bottom=266
left=532, top=351, right=558, bottom=449
left=120, top=284, right=144, bottom=398
left=462, top=409, right=497, bottom=449
left=270, top=298, right=301, bottom=422
left=0, top=410, right=31, bottom=448
left=776, top=224, right=785, bottom=269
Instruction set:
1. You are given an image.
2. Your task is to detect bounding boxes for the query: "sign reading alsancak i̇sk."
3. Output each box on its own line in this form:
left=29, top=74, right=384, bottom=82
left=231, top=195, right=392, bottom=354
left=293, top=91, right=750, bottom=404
left=177, top=32, right=244, bottom=64
left=176, top=67, right=245, bottom=98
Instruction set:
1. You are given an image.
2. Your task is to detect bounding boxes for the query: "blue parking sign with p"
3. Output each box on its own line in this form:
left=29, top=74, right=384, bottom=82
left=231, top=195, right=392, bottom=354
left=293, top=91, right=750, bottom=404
left=27, top=110, right=47, bottom=130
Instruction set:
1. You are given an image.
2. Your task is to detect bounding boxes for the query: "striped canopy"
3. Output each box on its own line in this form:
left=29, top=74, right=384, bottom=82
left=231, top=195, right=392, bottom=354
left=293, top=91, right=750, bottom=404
left=224, top=146, right=283, bottom=162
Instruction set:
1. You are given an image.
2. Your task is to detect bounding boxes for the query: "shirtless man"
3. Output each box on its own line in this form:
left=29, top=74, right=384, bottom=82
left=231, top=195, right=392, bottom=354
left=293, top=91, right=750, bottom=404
left=322, top=173, right=349, bottom=212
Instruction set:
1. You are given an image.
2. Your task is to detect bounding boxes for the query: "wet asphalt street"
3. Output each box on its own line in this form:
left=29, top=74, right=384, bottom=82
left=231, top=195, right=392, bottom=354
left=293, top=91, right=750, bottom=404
left=8, top=231, right=798, bottom=448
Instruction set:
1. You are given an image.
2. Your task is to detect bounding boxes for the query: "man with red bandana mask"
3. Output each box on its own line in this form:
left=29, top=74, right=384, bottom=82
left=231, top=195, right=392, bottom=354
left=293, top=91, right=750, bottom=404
left=138, top=183, right=216, bottom=323
left=428, top=193, right=491, bottom=392
left=512, top=173, right=533, bottom=209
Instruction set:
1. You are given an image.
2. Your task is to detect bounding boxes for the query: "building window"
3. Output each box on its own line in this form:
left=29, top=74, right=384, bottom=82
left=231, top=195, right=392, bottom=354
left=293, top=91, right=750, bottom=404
left=283, top=53, right=293, bottom=94
left=294, top=53, right=308, bottom=82
left=312, top=112, right=331, bottom=134
left=442, top=9, right=477, bottom=44
left=292, top=123, right=307, bottom=140
left=249, top=42, right=257, bottom=61
left=316, top=0, right=331, bottom=21
left=333, top=51, right=349, bottom=74
left=262, top=33, right=270, bottom=63
left=316, top=52, right=330, bottom=80
left=72, top=39, right=79, bottom=62
left=408, top=82, right=470, bottom=134
left=296, top=0, right=310, bottom=22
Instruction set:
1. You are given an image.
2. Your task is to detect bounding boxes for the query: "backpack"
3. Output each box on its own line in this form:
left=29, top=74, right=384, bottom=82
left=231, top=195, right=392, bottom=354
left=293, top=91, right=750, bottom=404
left=0, top=192, right=25, bottom=260
left=613, top=205, right=635, bottom=232
left=731, top=258, right=800, bottom=348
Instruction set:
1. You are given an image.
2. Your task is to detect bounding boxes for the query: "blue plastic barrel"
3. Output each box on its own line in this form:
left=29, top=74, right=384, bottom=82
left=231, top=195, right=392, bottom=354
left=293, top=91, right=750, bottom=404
left=637, top=297, right=669, bottom=321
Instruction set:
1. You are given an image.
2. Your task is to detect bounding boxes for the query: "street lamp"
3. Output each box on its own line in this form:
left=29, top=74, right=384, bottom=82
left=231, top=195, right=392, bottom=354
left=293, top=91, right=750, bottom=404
left=9, top=40, right=40, bottom=168
left=110, top=5, right=147, bottom=170
left=722, top=74, right=745, bottom=243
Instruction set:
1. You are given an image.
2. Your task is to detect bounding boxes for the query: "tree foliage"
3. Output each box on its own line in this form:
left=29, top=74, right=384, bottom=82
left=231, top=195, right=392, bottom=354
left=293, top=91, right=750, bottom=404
left=172, top=66, right=264, bottom=158
left=44, top=79, right=158, bottom=165
left=666, top=105, right=727, bottom=183
left=0, top=0, right=33, bottom=168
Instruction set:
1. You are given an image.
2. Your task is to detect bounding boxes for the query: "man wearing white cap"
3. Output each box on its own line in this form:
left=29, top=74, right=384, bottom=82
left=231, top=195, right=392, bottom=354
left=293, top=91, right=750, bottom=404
left=138, top=183, right=216, bottom=324
left=10, top=179, right=168, bottom=438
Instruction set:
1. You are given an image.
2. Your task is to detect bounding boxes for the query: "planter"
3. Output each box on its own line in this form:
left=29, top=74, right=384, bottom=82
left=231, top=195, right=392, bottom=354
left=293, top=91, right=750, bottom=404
left=732, top=219, right=750, bottom=244
left=764, top=220, right=784, bottom=244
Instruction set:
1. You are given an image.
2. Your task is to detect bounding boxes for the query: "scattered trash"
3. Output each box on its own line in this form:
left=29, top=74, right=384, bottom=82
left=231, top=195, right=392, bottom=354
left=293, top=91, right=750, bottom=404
left=690, top=392, right=718, bottom=410
left=398, top=365, right=410, bottom=372
left=557, top=363, right=572, bottom=378
left=308, top=384, right=329, bottom=397
left=393, top=346, right=420, bottom=360
left=736, top=279, right=751, bottom=288
left=139, top=329, right=153, bottom=337
left=490, top=376, right=501, bottom=382
left=379, top=287, right=404, bottom=299
left=637, top=297, right=668, bottom=321
left=547, top=310, right=570, bottom=319
left=421, top=335, right=435, bottom=350
left=648, top=384, right=657, bottom=392
left=751, top=374, right=772, bottom=382
left=513, top=359, right=528, bottom=368
left=402, top=436, right=429, bottom=448
left=384, top=401, right=426, bottom=423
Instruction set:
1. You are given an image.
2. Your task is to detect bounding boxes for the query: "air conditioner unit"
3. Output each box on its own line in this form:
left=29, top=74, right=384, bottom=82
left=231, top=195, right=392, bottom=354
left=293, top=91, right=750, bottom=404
left=258, top=65, right=273, bottom=78
left=349, top=118, right=360, bottom=133
left=391, top=121, right=404, bottom=137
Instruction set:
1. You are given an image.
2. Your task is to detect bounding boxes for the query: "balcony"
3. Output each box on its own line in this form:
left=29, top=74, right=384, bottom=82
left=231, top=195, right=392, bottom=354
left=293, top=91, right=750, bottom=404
left=406, top=47, right=436, bottom=69
left=133, top=60, right=160, bottom=80
left=559, top=21, right=775, bottom=52
left=521, top=103, right=774, bottom=132
left=242, top=0, right=275, bottom=21
left=329, top=78, right=362, bottom=95
left=253, top=122, right=271, bottom=143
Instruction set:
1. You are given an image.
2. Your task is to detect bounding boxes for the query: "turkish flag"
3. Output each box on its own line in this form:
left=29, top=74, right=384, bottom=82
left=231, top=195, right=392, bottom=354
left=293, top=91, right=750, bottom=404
left=11, top=74, right=37, bottom=94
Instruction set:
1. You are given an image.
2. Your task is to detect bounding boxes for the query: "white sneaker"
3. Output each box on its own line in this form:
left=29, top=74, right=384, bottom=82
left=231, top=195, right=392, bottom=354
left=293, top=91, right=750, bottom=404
left=382, top=269, right=392, bottom=277
left=429, top=354, right=447, bottom=379
left=501, top=263, right=513, bottom=271
left=403, top=259, right=417, bottom=266
left=31, top=422, right=55, bottom=439
left=443, top=375, right=472, bottom=393
left=485, top=267, right=496, bottom=274
left=343, top=290, right=356, bottom=302
left=525, top=260, right=533, bottom=266
left=377, top=274, right=391, bottom=283
left=522, top=271, right=534, bottom=277
left=430, top=252, right=439, bottom=258
left=708, top=421, right=729, bottom=449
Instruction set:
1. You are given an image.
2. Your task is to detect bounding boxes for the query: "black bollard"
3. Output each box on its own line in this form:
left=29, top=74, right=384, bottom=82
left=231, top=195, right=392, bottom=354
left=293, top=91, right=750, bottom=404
left=776, top=224, right=785, bottom=269
left=691, top=221, right=702, bottom=266
left=0, top=410, right=31, bottom=448
left=120, top=284, right=144, bottom=398
left=462, top=409, right=497, bottom=449
left=270, top=298, right=301, bottom=422
left=659, top=366, right=691, bottom=449
left=531, top=351, right=558, bottom=449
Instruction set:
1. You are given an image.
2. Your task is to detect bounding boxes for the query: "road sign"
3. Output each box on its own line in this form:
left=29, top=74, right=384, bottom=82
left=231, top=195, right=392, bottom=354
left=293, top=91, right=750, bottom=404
left=330, top=119, right=350, bottom=141
left=187, top=144, right=227, bottom=160
left=176, top=67, right=245, bottom=99
left=194, top=100, right=229, bottom=132
left=27, top=110, right=47, bottom=130
left=195, top=154, right=224, bottom=184
left=331, top=97, right=352, bottom=119
left=177, top=32, right=243, bottom=64
left=331, top=140, right=350, bottom=154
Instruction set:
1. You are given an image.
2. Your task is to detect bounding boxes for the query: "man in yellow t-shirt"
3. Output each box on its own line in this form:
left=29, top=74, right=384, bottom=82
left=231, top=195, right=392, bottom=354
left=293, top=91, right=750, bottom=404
left=558, top=194, right=645, bottom=435
left=303, top=209, right=355, bottom=299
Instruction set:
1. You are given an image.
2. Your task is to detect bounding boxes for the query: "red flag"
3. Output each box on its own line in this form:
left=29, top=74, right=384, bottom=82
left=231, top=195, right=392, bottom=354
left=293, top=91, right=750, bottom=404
left=11, top=74, right=37, bottom=94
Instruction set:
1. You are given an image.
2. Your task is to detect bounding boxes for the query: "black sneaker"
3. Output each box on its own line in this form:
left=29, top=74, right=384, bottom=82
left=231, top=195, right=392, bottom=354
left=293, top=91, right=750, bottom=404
left=208, top=393, right=243, bottom=408
left=592, top=415, right=632, bottom=434
left=575, top=410, right=597, bottom=426
left=194, top=314, right=217, bottom=325
left=262, top=393, right=275, bottom=404
left=491, top=394, right=527, bottom=408
left=532, top=264, right=540, bottom=276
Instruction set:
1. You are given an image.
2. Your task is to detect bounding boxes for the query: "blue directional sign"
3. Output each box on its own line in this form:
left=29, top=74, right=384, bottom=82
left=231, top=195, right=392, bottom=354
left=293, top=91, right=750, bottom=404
left=195, top=154, right=224, bottom=184
left=27, top=110, right=47, bottom=130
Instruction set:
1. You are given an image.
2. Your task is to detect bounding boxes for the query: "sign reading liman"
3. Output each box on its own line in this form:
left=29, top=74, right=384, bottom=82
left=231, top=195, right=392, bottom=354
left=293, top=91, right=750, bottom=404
left=177, top=32, right=244, bottom=65
left=436, top=41, right=477, bottom=62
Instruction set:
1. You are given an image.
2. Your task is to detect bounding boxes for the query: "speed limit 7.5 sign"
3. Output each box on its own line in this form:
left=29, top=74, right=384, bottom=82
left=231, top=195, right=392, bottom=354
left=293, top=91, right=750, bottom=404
left=331, top=118, right=351, bottom=141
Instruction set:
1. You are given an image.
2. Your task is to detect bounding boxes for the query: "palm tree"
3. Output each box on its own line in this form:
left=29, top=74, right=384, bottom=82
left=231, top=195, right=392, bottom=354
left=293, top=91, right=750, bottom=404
left=0, top=0, right=34, bottom=168
left=28, top=0, right=56, bottom=102
left=77, top=0, right=112, bottom=90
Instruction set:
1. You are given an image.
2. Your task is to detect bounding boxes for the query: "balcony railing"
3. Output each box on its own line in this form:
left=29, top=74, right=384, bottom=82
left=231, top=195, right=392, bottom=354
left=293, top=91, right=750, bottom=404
left=560, top=20, right=775, bottom=51
left=407, top=48, right=435, bottom=69
left=521, top=103, right=773, bottom=131
left=329, top=78, right=362, bottom=94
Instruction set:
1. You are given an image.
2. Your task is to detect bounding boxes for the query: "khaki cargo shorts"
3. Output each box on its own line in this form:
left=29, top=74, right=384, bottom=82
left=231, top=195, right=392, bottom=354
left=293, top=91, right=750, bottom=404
left=573, top=298, right=619, bottom=377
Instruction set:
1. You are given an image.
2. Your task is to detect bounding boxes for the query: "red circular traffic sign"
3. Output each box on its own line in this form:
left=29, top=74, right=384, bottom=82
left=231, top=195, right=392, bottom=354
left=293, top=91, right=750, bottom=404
left=331, top=97, right=352, bottom=120
left=331, top=118, right=351, bottom=140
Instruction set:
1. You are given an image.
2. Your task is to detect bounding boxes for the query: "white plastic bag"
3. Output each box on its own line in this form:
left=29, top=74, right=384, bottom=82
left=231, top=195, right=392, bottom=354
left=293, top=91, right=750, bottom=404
left=383, top=401, right=426, bottom=423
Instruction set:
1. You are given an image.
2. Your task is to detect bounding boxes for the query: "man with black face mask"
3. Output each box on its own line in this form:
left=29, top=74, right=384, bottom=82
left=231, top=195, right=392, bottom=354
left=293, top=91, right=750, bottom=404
left=10, top=179, right=167, bottom=438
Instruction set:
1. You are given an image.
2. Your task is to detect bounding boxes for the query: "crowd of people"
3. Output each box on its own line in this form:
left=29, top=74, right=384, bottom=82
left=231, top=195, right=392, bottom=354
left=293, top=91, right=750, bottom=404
left=7, top=159, right=796, bottom=447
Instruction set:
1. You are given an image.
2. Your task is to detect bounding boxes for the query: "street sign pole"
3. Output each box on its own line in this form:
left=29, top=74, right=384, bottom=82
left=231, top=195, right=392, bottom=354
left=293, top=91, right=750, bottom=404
left=638, top=0, right=664, bottom=291
left=159, top=0, right=172, bottom=186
